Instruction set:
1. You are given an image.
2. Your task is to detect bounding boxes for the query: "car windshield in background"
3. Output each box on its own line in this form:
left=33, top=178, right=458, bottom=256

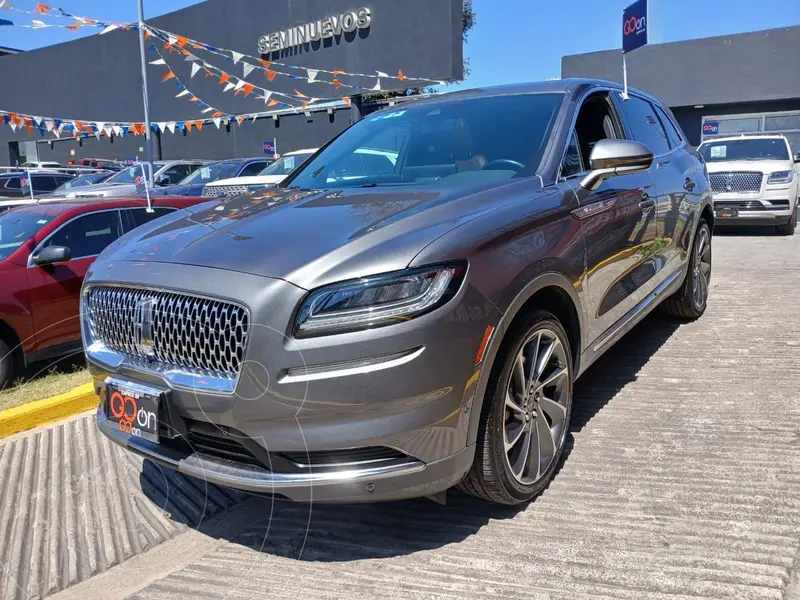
left=53, top=172, right=110, bottom=192
left=105, top=163, right=163, bottom=183
left=285, top=93, right=564, bottom=190
left=0, top=211, right=54, bottom=261
left=699, top=138, right=790, bottom=162
left=180, top=161, right=241, bottom=184
left=259, top=154, right=314, bottom=176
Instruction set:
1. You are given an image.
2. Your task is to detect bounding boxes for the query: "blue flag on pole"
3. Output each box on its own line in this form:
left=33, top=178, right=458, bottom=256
left=623, top=0, right=648, bottom=54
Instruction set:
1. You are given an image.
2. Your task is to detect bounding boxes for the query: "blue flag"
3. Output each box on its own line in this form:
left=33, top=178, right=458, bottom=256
left=623, top=0, right=648, bottom=54
left=20, top=170, right=32, bottom=198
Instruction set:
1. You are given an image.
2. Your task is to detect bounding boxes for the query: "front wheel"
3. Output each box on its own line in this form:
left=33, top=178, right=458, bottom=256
left=0, top=337, right=16, bottom=389
left=776, top=208, right=796, bottom=236
left=460, top=310, right=573, bottom=505
left=663, top=219, right=712, bottom=319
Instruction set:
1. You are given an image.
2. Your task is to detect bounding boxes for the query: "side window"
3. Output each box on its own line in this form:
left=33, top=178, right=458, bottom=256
left=160, top=165, right=192, bottom=184
left=561, top=131, right=584, bottom=178
left=32, top=176, right=58, bottom=192
left=653, top=104, right=684, bottom=149
left=617, top=95, right=671, bottom=155
left=5, top=177, right=21, bottom=189
left=126, top=207, right=176, bottom=232
left=571, top=92, right=623, bottom=167
left=238, top=162, right=268, bottom=177
left=45, top=210, right=122, bottom=259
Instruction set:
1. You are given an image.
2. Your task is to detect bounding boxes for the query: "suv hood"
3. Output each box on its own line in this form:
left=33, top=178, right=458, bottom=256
left=96, top=179, right=536, bottom=289
left=705, top=159, right=793, bottom=174
left=68, top=183, right=135, bottom=198
left=207, top=175, right=286, bottom=187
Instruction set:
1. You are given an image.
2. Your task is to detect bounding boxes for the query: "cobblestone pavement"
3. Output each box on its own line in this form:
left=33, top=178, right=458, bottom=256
left=2, top=229, right=799, bottom=600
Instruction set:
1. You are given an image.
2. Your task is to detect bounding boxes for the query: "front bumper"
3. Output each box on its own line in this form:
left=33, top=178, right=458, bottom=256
left=712, top=186, right=797, bottom=225
left=85, top=260, right=497, bottom=502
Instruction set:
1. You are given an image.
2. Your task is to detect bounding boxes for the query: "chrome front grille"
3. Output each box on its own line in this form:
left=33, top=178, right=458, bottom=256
left=86, top=286, right=249, bottom=380
left=202, top=185, right=248, bottom=197
left=709, top=172, right=763, bottom=193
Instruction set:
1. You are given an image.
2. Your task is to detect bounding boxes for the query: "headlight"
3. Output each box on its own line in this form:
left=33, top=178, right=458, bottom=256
left=294, top=263, right=467, bottom=337
left=767, top=170, right=795, bottom=185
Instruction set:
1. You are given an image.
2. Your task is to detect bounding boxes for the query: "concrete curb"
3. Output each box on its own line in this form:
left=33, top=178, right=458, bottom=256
left=0, top=382, right=98, bottom=439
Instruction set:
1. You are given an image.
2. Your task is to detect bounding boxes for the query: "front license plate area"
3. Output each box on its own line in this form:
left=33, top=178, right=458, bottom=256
left=105, top=377, right=165, bottom=443
left=716, top=206, right=739, bottom=218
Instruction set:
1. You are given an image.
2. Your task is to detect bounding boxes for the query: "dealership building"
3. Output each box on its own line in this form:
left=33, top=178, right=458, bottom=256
left=562, top=25, right=800, bottom=152
left=0, top=0, right=463, bottom=166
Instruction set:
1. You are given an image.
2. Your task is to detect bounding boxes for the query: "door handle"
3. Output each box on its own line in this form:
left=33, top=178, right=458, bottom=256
left=657, top=159, right=671, bottom=168
left=639, top=197, right=655, bottom=210
left=684, top=179, right=696, bottom=192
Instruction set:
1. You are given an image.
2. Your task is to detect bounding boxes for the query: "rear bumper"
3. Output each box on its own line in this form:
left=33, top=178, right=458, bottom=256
left=96, top=407, right=474, bottom=502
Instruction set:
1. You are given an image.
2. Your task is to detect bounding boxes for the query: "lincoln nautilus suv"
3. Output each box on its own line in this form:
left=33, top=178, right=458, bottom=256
left=83, top=79, right=713, bottom=505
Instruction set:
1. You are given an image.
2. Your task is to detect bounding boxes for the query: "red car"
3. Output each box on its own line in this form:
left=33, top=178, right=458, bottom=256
left=0, top=196, right=209, bottom=386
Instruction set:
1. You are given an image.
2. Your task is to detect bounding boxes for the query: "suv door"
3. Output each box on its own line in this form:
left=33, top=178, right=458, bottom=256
left=613, top=93, right=688, bottom=276
left=123, top=207, right=176, bottom=232
left=560, top=91, right=658, bottom=346
left=26, top=209, right=123, bottom=351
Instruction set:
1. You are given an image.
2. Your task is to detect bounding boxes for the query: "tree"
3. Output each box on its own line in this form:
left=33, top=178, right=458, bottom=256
left=372, top=0, right=476, bottom=99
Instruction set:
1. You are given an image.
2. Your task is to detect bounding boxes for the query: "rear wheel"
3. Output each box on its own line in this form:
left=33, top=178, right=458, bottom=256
left=776, top=208, right=797, bottom=236
left=460, top=310, right=573, bottom=505
left=663, top=219, right=711, bottom=319
left=0, top=337, right=16, bottom=390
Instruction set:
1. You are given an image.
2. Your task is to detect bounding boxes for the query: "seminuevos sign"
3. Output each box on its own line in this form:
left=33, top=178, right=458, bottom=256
left=622, top=0, right=648, bottom=54
left=258, top=7, right=372, bottom=53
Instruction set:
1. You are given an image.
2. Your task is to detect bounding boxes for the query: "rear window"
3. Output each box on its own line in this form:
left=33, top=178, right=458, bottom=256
left=4, top=177, right=21, bottom=190
left=0, top=211, right=54, bottom=261
left=699, top=138, right=790, bottom=162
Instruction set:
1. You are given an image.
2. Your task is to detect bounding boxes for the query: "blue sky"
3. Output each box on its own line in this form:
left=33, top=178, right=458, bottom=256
left=2, top=0, right=799, bottom=90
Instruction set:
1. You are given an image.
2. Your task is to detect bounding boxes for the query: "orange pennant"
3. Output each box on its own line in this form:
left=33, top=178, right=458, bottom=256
left=35, top=3, right=51, bottom=14
left=333, top=79, right=343, bottom=89
left=294, top=89, right=308, bottom=98
left=192, top=43, right=203, bottom=49
left=343, top=96, right=352, bottom=106
left=204, top=69, right=214, bottom=77
left=189, top=96, right=200, bottom=102
left=243, top=83, right=255, bottom=97
left=66, top=24, right=80, bottom=31
left=333, top=70, right=345, bottom=76
left=144, top=29, right=150, bottom=40
left=236, top=116, right=245, bottom=126
left=121, top=25, right=131, bottom=31
left=211, top=111, right=224, bottom=118
left=267, top=99, right=279, bottom=107
left=398, top=68, right=407, bottom=81
left=83, top=125, right=93, bottom=134
left=219, top=73, right=231, bottom=85
left=83, top=19, right=96, bottom=25
left=161, top=71, right=176, bottom=82
left=74, top=121, right=84, bottom=132
left=260, top=59, right=272, bottom=69
left=194, top=120, right=204, bottom=131
left=185, top=121, right=194, bottom=132
left=176, top=36, right=189, bottom=48
left=265, top=70, right=277, bottom=82
left=302, top=102, right=309, bottom=110
left=9, top=113, right=19, bottom=124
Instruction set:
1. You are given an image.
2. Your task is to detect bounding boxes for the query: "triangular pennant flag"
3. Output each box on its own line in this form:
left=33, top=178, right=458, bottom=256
left=242, top=63, right=255, bottom=78
left=44, top=120, right=54, bottom=132
left=95, top=122, right=105, bottom=133
left=190, top=62, right=201, bottom=78
left=0, top=0, right=12, bottom=9
left=167, top=34, right=178, bottom=46
left=94, top=130, right=102, bottom=140
left=53, top=127, right=61, bottom=138
left=268, top=99, right=280, bottom=107
left=162, top=71, right=176, bottom=82
left=156, top=122, right=166, bottom=132
left=8, top=121, right=16, bottom=132
left=194, top=120, right=203, bottom=131
left=231, top=51, right=244, bottom=64
left=398, top=68, right=407, bottom=81
left=31, top=20, right=48, bottom=29
left=112, top=125, right=122, bottom=136
left=234, top=79, right=246, bottom=91
left=243, top=83, right=255, bottom=97
left=261, top=91, right=273, bottom=105
left=371, top=79, right=382, bottom=91
left=185, top=121, right=194, bottom=132
left=201, top=107, right=214, bottom=114
left=103, top=126, right=113, bottom=137
left=223, top=82, right=235, bottom=93
left=74, top=120, right=84, bottom=132
left=236, top=116, right=245, bottom=126
left=306, top=69, right=319, bottom=83
left=219, top=73, right=231, bottom=85
left=184, top=53, right=199, bottom=62
left=376, top=71, right=389, bottom=78
left=251, top=114, right=258, bottom=122
left=176, top=121, right=185, bottom=132
left=176, top=36, right=189, bottom=48
left=176, top=89, right=191, bottom=98
left=213, top=117, right=222, bottom=129
left=343, top=96, right=352, bottom=106
left=265, top=70, right=277, bottom=82
left=166, top=122, right=176, bottom=134
left=294, top=89, right=308, bottom=98
left=211, top=111, right=224, bottom=118
left=100, top=24, right=119, bottom=35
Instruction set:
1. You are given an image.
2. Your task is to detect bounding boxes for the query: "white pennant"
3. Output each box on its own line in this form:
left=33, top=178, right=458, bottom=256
left=371, top=79, right=382, bottom=91
left=184, top=54, right=199, bottom=62
left=149, top=58, right=166, bottom=66
left=44, top=120, right=55, bottom=132
left=94, top=131, right=102, bottom=140
left=213, top=117, right=222, bottom=129
left=0, top=0, right=12, bottom=9
left=261, top=91, right=273, bottom=105
left=156, top=122, right=166, bottom=132
left=234, top=79, right=246, bottom=91
left=95, top=122, right=105, bottom=133
left=103, top=126, right=113, bottom=137
left=307, top=69, right=319, bottom=83
left=112, top=125, right=123, bottom=136
left=223, top=82, right=235, bottom=92
left=53, top=127, right=61, bottom=138
left=376, top=71, right=389, bottom=78
left=8, top=122, right=16, bottom=132
left=231, top=51, right=244, bottom=64
left=166, top=122, right=176, bottom=134
left=251, top=114, right=258, bottom=122
left=100, top=24, right=119, bottom=35
left=176, top=89, right=191, bottom=98
left=167, top=35, right=178, bottom=46
left=31, top=20, right=49, bottom=28
left=242, top=63, right=255, bottom=78
left=201, top=107, right=214, bottom=114
left=190, top=62, right=201, bottom=78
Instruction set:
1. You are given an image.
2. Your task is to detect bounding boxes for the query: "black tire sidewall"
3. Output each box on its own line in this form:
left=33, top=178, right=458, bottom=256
left=486, top=311, right=573, bottom=503
left=691, top=221, right=712, bottom=313
left=0, top=338, right=13, bottom=389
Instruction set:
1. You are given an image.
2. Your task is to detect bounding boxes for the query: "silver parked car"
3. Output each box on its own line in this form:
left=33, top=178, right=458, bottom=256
left=83, top=79, right=714, bottom=505
left=67, top=160, right=206, bottom=198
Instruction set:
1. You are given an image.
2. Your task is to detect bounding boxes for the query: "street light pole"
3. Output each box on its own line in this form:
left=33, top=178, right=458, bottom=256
left=136, top=0, right=155, bottom=187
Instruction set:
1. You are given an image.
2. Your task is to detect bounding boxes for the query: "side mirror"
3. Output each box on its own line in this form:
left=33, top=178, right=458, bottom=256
left=155, top=174, right=171, bottom=186
left=580, top=139, right=654, bottom=191
left=794, top=153, right=800, bottom=164
left=32, top=245, right=71, bottom=266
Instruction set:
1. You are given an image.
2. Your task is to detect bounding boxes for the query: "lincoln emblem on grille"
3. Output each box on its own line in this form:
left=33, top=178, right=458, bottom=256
left=725, top=174, right=734, bottom=192
left=133, top=298, right=155, bottom=356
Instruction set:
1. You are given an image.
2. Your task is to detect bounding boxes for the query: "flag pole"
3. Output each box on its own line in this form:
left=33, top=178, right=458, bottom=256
left=622, top=53, right=629, bottom=100
left=26, top=168, right=35, bottom=203
left=137, top=0, right=155, bottom=188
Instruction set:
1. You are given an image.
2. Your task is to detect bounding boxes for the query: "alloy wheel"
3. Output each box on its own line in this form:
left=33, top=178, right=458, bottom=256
left=503, top=328, right=570, bottom=485
left=693, top=226, right=711, bottom=309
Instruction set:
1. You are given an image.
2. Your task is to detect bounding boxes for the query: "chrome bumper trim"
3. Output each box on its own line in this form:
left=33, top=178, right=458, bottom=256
left=277, top=346, right=425, bottom=384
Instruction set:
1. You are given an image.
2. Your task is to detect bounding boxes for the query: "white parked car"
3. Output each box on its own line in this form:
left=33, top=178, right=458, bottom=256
left=202, top=149, right=317, bottom=197
left=698, top=134, right=800, bottom=235
left=20, top=161, right=62, bottom=170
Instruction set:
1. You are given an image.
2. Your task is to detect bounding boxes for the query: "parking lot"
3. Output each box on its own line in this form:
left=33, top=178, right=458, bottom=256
left=1, top=229, right=799, bottom=600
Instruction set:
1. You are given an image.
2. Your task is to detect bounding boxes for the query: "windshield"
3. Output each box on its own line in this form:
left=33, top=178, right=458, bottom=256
left=180, top=161, right=241, bottom=184
left=53, top=172, right=109, bottom=192
left=699, top=138, right=790, bottom=162
left=0, top=211, right=54, bottom=261
left=105, top=163, right=163, bottom=184
left=286, top=93, right=564, bottom=190
left=259, top=154, right=314, bottom=177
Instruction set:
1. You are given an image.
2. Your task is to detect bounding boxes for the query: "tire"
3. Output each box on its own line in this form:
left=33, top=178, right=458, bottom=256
left=776, top=208, right=796, bottom=236
left=663, top=219, right=712, bottom=320
left=459, top=310, right=573, bottom=505
left=0, top=337, right=16, bottom=390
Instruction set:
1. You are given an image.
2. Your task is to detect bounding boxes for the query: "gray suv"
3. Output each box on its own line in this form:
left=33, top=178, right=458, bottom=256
left=83, top=79, right=713, bottom=505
